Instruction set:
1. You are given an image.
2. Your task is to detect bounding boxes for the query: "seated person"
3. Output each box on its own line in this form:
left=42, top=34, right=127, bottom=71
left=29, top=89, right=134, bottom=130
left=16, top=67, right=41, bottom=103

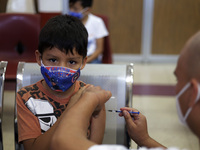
left=16, top=15, right=106, bottom=150
left=69, top=0, right=109, bottom=63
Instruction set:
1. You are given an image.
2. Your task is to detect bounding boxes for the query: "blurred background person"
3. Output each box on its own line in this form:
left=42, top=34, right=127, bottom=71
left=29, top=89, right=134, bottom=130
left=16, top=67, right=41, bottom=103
left=69, top=0, right=109, bottom=63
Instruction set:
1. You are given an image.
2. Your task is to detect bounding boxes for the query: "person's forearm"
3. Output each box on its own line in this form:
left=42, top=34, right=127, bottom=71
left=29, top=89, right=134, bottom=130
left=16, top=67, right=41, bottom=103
left=87, top=38, right=103, bottom=63
left=87, top=49, right=102, bottom=63
left=50, top=93, right=98, bottom=150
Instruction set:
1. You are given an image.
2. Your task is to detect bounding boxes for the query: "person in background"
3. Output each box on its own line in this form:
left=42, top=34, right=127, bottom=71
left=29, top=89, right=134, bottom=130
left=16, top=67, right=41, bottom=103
left=69, top=0, right=109, bottom=63
left=50, top=30, right=200, bottom=150
left=16, top=15, right=106, bottom=150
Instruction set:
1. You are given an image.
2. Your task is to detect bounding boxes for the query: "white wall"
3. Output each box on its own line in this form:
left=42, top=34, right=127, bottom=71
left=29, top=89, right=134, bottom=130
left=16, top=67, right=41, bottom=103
left=6, top=0, right=63, bottom=13
left=6, top=0, right=35, bottom=13
left=38, top=0, right=62, bottom=12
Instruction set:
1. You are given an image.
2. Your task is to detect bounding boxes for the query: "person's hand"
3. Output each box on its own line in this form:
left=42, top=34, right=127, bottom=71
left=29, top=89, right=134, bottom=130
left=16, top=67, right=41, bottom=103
left=119, top=107, right=150, bottom=146
left=67, top=84, right=90, bottom=110
left=82, top=85, right=112, bottom=117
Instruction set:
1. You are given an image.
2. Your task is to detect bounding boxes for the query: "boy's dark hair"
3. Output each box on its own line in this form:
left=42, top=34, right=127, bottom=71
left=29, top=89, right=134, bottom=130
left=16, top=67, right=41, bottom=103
left=69, top=0, right=93, bottom=8
left=38, top=15, right=88, bottom=58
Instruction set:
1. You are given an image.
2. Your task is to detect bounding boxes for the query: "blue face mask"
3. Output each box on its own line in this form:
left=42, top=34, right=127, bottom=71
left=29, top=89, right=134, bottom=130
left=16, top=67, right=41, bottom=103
left=68, top=11, right=83, bottom=19
left=40, top=62, right=81, bottom=92
left=68, top=8, right=88, bottom=19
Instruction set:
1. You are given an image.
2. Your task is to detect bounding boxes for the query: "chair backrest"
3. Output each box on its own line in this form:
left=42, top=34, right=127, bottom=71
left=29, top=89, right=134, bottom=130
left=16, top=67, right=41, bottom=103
left=39, top=12, right=61, bottom=28
left=96, top=14, right=113, bottom=64
left=0, top=61, right=7, bottom=150
left=0, top=13, right=40, bottom=81
left=0, top=61, right=16, bottom=150
left=0, top=61, right=7, bottom=113
left=16, top=62, right=133, bottom=147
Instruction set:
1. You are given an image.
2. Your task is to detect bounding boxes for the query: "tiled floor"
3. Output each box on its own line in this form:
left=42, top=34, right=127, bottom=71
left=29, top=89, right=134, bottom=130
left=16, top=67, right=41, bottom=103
left=130, top=63, right=199, bottom=150
left=3, top=62, right=199, bottom=150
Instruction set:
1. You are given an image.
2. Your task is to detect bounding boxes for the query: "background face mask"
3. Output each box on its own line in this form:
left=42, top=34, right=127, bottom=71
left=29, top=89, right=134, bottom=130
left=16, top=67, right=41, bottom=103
left=40, top=62, right=80, bottom=92
left=68, top=11, right=83, bottom=19
left=176, top=82, right=200, bottom=126
left=69, top=8, right=88, bottom=19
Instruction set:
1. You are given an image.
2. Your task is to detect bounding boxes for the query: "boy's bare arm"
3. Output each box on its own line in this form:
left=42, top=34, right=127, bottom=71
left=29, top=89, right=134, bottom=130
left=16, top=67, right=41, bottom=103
left=89, top=104, right=106, bottom=144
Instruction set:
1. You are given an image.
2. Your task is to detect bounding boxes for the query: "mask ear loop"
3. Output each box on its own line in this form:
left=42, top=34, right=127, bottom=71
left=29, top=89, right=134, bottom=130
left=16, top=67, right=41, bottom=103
left=80, top=64, right=83, bottom=70
left=80, top=7, right=89, bottom=13
left=40, top=60, right=44, bottom=66
left=184, top=83, right=200, bottom=121
left=176, top=83, right=191, bottom=99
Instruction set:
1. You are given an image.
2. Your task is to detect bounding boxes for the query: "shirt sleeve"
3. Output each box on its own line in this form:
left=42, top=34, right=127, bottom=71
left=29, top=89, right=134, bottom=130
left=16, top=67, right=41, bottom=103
left=16, top=92, right=41, bottom=143
left=95, top=17, right=109, bottom=39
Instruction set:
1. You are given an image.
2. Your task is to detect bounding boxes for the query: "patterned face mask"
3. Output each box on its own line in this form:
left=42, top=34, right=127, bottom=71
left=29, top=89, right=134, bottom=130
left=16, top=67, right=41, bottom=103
left=40, top=61, right=81, bottom=92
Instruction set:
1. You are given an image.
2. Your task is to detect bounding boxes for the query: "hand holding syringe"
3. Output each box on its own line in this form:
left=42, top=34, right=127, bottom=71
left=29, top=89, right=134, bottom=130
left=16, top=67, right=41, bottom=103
left=108, top=110, right=140, bottom=114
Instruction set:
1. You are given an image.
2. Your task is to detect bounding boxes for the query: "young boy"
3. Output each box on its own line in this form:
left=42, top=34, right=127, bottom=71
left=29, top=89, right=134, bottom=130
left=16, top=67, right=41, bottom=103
left=16, top=15, right=106, bottom=150
left=69, top=0, right=109, bottom=63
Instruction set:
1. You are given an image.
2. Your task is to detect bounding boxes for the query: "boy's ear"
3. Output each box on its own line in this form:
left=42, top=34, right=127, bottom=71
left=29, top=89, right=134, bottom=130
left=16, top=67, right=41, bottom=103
left=35, top=50, right=42, bottom=66
left=81, top=56, right=87, bottom=70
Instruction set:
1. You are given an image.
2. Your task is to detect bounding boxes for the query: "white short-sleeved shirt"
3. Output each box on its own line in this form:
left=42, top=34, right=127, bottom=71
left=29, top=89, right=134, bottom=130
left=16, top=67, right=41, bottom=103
left=88, top=145, right=181, bottom=150
left=85, top=13, right=109, bottom=56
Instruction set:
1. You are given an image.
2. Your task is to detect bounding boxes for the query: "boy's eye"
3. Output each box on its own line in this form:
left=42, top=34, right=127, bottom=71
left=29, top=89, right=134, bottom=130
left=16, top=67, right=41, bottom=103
left=49, top=59, right=57, bottom=63
left=69, top=60, right=76, bottom=64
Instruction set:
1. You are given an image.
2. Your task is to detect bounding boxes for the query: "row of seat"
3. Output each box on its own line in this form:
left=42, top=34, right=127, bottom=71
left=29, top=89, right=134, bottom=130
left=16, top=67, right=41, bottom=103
left=0, top=13, right=113, bottom=91
left=0, top=61, right=133, bottom=150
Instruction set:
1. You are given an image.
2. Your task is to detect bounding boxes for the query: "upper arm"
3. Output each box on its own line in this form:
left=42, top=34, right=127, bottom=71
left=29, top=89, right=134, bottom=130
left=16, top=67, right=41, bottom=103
left=89, top=104, right=106, bottom=144
left=17, top=94, right=41, bottom=143
left=21, top=115, right=64, bottom=150
left=17, top=92, right=60, bottom=150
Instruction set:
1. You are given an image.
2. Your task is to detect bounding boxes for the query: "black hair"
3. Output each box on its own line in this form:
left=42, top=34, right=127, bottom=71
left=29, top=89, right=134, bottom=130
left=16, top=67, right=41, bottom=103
left=69, top=0, right=93, bottom=8
left=38, top=15, right=88, bottom=58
